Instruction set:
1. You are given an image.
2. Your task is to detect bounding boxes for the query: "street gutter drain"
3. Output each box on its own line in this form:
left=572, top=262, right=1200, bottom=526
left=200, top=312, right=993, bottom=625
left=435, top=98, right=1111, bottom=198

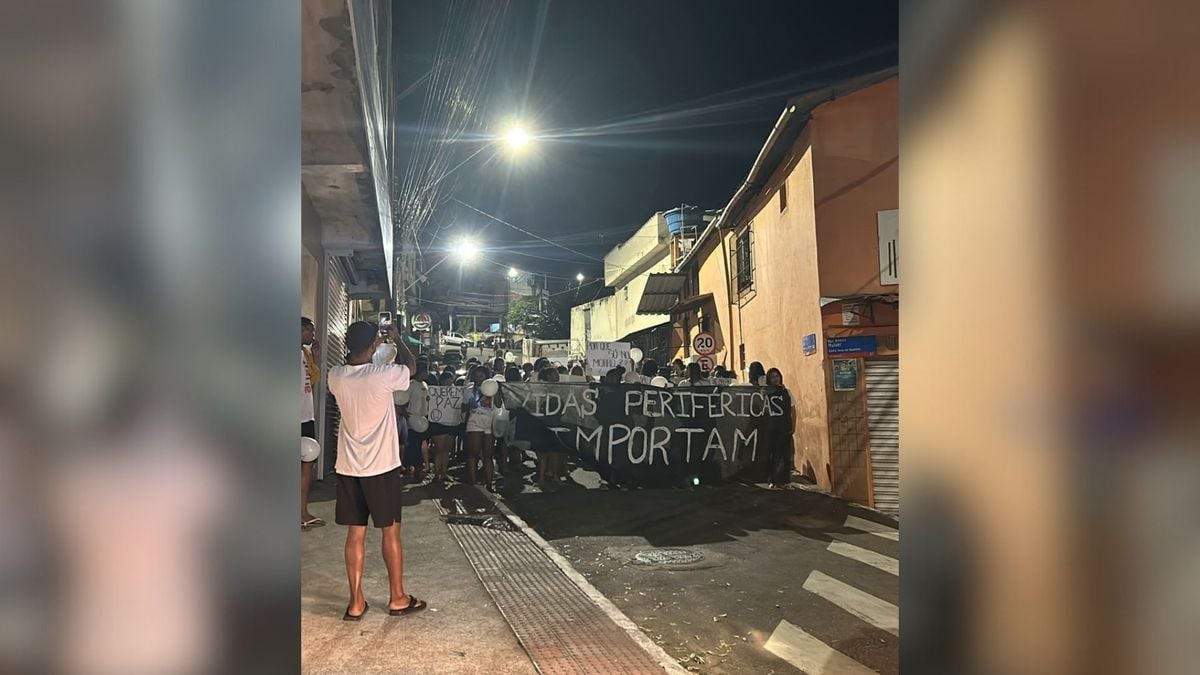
left=632, top=548, right=704, bottom=565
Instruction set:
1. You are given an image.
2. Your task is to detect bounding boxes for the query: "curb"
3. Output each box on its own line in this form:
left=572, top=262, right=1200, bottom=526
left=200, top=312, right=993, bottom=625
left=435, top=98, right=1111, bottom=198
left=476, top=486, right=692, bottom=675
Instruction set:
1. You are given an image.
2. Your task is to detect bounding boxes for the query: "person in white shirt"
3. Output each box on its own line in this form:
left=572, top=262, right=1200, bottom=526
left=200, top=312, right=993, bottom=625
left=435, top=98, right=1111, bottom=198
left=327, top=321, right=427, bottom=620
left=301, top=317, right=324, bottom=530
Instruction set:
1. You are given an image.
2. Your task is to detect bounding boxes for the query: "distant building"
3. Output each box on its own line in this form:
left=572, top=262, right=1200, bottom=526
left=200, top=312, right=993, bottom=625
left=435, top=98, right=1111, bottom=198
left=569, top=209, right=716, bottom=363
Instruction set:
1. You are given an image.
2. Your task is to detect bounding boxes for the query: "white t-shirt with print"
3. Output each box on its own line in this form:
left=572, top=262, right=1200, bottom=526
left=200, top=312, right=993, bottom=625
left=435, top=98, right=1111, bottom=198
left=328, top=363, right=412, bottom=477
left=302, top=347, right=315, bottom=423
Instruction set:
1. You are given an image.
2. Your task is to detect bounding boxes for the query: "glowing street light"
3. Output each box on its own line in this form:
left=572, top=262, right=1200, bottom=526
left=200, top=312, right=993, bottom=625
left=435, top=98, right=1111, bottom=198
left=452, top=236, right=480, bottom=263
left=503, top=125, right=533, bottom=150
left=576, top=272, right=585, bottom=282
left=508, top=267, right=519, bottom=279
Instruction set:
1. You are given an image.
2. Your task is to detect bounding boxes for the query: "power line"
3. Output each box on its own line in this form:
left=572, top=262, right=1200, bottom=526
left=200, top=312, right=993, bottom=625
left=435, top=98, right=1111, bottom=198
left=451, top=198, right=605, bottom=262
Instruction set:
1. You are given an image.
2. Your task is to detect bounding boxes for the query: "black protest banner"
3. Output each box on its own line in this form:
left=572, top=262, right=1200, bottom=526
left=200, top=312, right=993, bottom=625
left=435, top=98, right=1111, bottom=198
left=501, top=382, right=793, bottom=486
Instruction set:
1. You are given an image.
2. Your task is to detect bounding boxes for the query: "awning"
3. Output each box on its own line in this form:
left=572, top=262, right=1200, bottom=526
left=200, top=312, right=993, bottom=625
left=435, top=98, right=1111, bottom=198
left=671, top=293, right=713, bottom=314
left=636, top=273, right=687, bottom=315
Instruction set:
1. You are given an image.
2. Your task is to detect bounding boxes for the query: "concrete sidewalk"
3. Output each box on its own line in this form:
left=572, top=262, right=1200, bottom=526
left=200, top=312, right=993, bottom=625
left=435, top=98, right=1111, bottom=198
left=301, top=479, right=537, bottom=675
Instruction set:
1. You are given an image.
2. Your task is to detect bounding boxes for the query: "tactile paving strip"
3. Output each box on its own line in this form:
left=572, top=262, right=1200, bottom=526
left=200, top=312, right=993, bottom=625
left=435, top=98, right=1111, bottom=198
left=436, top=498, right=669, bottom=674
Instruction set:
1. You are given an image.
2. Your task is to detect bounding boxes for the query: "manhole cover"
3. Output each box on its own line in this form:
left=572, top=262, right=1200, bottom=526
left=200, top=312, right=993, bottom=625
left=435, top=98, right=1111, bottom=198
left=632, top=548, right=704, bottom=565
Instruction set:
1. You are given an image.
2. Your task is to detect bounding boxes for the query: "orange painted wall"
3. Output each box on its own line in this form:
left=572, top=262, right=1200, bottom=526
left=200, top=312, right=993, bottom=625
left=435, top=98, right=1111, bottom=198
left=811, top=77, right=899, bottom=297
left=719, top=128, right=833, bottom=489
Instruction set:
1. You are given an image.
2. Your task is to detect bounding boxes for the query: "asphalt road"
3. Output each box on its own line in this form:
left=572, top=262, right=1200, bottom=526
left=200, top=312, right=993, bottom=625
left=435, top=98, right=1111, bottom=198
left=500, top=481, right=899, bottom=674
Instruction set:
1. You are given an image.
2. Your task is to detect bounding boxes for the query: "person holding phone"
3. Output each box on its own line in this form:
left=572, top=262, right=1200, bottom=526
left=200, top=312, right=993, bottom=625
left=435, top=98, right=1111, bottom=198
left=327, top=321, right=426, bottom=620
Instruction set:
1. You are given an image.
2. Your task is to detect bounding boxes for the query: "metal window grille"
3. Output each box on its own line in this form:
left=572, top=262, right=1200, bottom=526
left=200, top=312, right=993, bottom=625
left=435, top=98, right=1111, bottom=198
left=734, top=226, right=754, bottom=294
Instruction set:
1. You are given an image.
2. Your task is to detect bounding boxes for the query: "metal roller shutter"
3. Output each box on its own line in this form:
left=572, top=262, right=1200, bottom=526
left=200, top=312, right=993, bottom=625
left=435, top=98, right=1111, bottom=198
left=865, top=360, right=899, bottom=515
left=320, top=256, right=350, bottom=477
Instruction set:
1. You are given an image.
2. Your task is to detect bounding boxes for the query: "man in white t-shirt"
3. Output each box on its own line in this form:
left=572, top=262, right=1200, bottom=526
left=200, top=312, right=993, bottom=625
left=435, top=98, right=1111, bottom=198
left=327, top=320, right=427, bottom=620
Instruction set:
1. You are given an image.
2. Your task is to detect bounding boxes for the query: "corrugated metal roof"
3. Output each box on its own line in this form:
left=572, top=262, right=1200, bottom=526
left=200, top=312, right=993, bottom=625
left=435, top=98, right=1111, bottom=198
left=636, top=273, right=687, bottom=315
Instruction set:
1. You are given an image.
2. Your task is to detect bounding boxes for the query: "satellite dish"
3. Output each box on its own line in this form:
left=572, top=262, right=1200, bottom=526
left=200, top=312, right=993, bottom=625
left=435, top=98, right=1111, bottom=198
left=372, top=343, right=397, bottom=365
left=408, top=416, right=429, bottom=433
left=301, top=436, right=321, bottom=462
left=480, top=379, right=499, bottom=397
left=650, top=375, right=668, bottom=388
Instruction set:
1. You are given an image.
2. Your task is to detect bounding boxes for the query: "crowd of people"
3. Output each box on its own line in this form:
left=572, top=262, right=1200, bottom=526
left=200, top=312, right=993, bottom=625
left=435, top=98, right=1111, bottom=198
left=301, top=316, right=798, bottom=619
left=393, top=351, right=797, bottom=493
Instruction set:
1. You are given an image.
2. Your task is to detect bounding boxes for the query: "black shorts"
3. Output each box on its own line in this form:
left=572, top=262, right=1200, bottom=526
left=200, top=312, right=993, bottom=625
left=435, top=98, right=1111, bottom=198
left=335, top=468, right=404, bottom=527
left=301, top=420, right=316, bottom=439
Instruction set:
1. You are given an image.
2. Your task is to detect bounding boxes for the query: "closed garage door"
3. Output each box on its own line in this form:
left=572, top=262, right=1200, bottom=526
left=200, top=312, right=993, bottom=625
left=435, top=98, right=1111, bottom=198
left=865, top=360, right=899, bottom=515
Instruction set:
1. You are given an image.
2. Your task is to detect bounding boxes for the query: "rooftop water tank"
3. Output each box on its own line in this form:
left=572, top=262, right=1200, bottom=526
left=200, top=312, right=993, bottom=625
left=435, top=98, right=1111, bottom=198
left=664, top=205, right=706, bottom=236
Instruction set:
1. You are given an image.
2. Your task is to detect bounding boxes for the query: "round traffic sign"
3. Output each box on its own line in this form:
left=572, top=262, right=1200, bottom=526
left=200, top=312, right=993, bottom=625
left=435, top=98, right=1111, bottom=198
left=696, top=354, right=716, bottom=372
left=412, top=313, right=432, bottom=331
left=692, top=331, right=716, bottom=356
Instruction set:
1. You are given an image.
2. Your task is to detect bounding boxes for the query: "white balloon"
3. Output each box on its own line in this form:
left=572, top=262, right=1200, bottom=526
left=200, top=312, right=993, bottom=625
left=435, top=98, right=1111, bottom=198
left=301, top=436, right=321, bottom=462
left=650, top=375, right=668, bottom=388
left=393, top=387, right=411, bottom=405
left=629, top=347, right=643, bottom=363
left=480, top=379, right=499, bottom=397
left=504, top=351, right=515, bottom=362
left=372, top=342, right=397, bottom=365
left=408, top=416, right=429, bottom=433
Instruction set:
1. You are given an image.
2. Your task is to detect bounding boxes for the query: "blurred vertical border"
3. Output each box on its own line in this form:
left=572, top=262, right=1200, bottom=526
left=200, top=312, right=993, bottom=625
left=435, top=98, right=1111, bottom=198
left=903, top=1, right=1200, bottom=674
left=0, top=1, right=299, bottom=673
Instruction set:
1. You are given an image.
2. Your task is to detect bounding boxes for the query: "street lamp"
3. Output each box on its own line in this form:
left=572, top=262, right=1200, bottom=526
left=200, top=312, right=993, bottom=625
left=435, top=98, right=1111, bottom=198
left=503, top=124, right=533, bottom=151
left=508, top=267, right=519, bottom=279
left=576, top=272, right=585, bottom=283
left=453, top=236, right=480, bottom=264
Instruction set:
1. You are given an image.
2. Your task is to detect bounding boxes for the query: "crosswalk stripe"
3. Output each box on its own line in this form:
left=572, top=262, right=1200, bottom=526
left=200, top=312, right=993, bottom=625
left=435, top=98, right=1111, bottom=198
left=764, top=619, right=876, bottom=675
left=844, top=514, right=900, bottom=540
left=827, top=541, right=899, bottom=575
left=803, top=570, right=899, bottom=636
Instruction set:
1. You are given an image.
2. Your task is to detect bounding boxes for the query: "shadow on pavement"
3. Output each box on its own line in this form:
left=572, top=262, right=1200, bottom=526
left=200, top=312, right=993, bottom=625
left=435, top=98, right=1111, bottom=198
left=501, top=481, right=897, bottom=548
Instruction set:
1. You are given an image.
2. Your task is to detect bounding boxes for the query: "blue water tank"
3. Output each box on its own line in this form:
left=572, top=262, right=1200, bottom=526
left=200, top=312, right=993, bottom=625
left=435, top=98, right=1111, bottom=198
left=664, top=205, right=705, bottom=235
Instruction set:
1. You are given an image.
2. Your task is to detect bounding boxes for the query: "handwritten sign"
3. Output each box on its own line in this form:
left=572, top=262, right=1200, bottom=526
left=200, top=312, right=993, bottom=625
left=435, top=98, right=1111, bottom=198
left=586, top=341, right=631, bottom=377
left=427, top=385, right=467, bottom=425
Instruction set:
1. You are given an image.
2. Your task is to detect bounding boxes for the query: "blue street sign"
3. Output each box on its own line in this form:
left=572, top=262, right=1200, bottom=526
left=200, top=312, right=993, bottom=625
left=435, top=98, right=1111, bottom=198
left=826, top=335, right=877, bottom=355
left=802, top=333, right=817, bottom=355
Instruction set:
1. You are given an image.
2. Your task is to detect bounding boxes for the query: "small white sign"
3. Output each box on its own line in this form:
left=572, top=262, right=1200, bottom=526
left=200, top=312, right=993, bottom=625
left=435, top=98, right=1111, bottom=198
left=697, top=354, right=716, bottom=372
left=692, top=331, right=716, bottom=356
left=427, top=385, right=467, bottom=425
left=586, top=341, right=631, bottom=377
left=842, top=303, right=861, bottom=326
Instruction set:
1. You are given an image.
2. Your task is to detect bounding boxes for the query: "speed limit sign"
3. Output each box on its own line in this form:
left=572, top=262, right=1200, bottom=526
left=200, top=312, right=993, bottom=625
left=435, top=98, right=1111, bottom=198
left=692, top=331, right=716, bottom=356
left=697, top=354, right=716, bottom=372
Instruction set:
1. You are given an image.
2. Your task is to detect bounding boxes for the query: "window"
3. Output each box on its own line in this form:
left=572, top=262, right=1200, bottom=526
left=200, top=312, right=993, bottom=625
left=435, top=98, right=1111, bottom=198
left=733, top=226, right=755, bottom=294
left=778, top=182, right=788, bottom=212
left=877, top=209, right=899, bottom=285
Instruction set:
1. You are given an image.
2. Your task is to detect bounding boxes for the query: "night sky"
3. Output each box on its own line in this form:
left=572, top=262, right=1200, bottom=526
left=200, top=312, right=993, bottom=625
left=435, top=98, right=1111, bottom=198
left=392, top=0, right=897, bottom=288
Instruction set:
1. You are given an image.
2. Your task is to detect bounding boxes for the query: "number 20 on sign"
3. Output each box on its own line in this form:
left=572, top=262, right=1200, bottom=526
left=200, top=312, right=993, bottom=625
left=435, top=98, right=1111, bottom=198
left=692, top=332, right=715, bottom=356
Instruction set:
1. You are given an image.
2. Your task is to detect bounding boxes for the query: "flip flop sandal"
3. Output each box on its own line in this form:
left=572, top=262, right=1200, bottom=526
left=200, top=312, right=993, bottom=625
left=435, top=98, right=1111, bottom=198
left=343, top=602, right=368, bottom=621
left=302, top=517, right=326, bottom=529
left=388, top=595, right=428, bottom=616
